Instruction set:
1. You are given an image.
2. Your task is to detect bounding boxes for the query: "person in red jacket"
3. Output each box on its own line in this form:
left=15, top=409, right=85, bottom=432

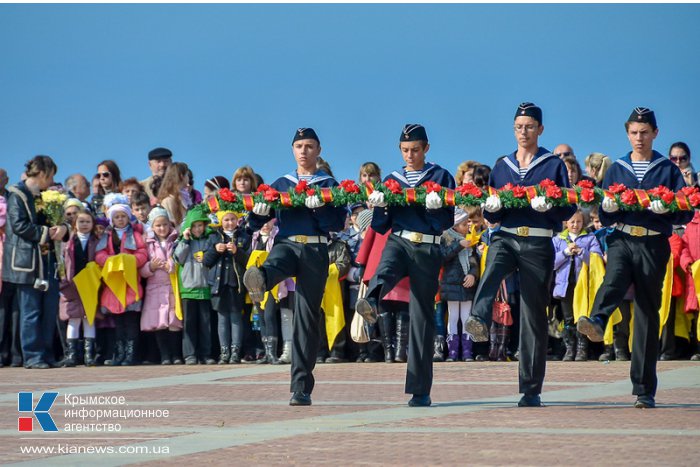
left=659, top=229, right=686, bottom=360
left=681, top=210, right=700, bottom=360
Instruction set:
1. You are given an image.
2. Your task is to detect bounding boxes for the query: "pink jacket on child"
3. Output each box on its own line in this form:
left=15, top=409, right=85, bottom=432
left=681, top=211, right=700, bottom=312
left=139, top=229, right=182, bottom=331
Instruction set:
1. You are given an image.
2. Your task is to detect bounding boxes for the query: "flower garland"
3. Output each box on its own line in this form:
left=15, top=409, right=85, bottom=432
left=199, top=179, right=700, bottom=214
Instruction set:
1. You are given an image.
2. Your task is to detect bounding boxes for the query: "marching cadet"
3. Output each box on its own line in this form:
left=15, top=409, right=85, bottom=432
left=465, top=103, right=576, bottom=407
left=578, top=107, right=693, bottom=409
left=243, top=128, right=347, bottom=406
left=355, top=124, right=455, bottom=407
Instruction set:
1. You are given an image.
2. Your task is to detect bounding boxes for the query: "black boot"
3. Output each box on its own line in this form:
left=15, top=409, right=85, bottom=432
left=562, top=327, right=576, bottom=361
left=256, top=336, right=269, bottom=364
left=614, top=333, right=631, bottom=361
left=156, top=331, right=172, bottom=365
left=599, top=345, right=614, bottom=361
left=63, top=339, right=79, bottom=367
left=497, top=325, right=510, bottom=362
left=218, top=345, right=230, bottom=365
left=575, top=332, right=589, bottom=361
left=84, top=338, right=96, bottom=367
left=169, top=331, right=183, bottom=364
left=377, top=312, right=394, bottom=363
left=432, top=335, right=445, bottom=362
left=229, top=345, right=241, bottom=364
left=266, top=337, right=280, bottom=365
left=121, top=339, right=137, bottom=366
left=488, top=323, right=499, bottom=361
left=105, top=340, right=125, bottom=366
left=395, top=311, right=409, bottom=363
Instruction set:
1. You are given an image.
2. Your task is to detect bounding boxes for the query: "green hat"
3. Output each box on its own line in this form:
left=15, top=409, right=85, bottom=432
left=181, top=205, right=211, bottom=233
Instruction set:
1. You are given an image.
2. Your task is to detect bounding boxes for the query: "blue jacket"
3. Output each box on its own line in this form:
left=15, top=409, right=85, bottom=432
left=371, top=162, right=456, bottom=235
left=599, top=150, right=693, bottom=236
left=486, top=148, right=576, bottom=231
left=248, top=170, right=347, bottom=238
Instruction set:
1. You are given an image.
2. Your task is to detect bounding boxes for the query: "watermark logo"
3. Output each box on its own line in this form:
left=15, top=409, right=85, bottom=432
left=18, top=392, right=58, bottom=432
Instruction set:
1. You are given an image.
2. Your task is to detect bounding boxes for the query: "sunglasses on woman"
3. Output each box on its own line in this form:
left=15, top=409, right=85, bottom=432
left=97, top=172, right=111, bottom=178
left=670, top=155, right=689, bottom=163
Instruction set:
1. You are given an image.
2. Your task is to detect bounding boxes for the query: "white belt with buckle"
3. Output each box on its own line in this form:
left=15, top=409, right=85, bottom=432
left=286, top=235, right=328, bottom=244
left=393, top=230, right=441, bottom=245
left=615, top=224, right=661, bottom=237
left=500, top=226, right=553, bottom=238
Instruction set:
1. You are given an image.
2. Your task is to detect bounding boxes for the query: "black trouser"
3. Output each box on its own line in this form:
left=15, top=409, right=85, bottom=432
left=262, top=296, right=279, bottom=339
left=0, top=282, right=22, bottom=365
left=472, top=232, right=554, bottom=396
left=590, top=231, right=669, bottom=397
left=260, top=239, right=329, bottom=394
left=183, top=298, right=212, bottom=359
left=366, top=235, right=442, bottom=396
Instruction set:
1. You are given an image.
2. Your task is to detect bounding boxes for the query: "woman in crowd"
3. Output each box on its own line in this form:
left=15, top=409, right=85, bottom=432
left=157, top=162, right=191, bottom=228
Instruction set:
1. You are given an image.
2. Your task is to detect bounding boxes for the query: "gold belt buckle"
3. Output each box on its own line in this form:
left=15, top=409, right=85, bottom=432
left=516, top=226, right=529, bottom=237
left=629, top=226, right=645, bottom=237
left=408, top=232, right=424, bottom=243
left=295, top=235, right=308, bottom=244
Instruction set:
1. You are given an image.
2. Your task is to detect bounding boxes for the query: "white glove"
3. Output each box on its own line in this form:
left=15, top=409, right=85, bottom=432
left=601, top=197, right=619, bottom=213
left=649, top=200, right=669, bottom=214
left=425, top=191, right=442, bottom=210
left=482, top=195, right=502, bottom=213
left=304, top=195, right=324, bottom=209
left=530, top=196, right=553, bottom=213
left=252, top=202, right=271, bottom=216
left=368, top=191, right=387, bottom=208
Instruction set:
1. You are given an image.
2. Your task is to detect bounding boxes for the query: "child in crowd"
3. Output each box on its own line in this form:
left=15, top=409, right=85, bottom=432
left=552, top=209, right=603, bottom=361
left=131, top=191, right=153, bottom=234
left=204, top=210, right=249, bottom=364
left=681, top=210, right=700, bottom=361
left=440, top=208, right=480, bottom=361
left=175, top=205, right=216, bottom=365
left=95, top=202, right=148, bottom=366
left=139, top=207, right=182, bottom=365
left=59, top=210, right=99, bottom=367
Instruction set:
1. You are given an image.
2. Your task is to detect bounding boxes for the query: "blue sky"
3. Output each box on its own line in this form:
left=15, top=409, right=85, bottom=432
left=1, top=4, right=699, bottom=188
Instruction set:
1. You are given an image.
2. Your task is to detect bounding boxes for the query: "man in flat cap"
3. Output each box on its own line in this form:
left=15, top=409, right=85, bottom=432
left=578, top=107, right=692, bottom=409
left=244, top=128, right=347, bottom=406
left=355, top=124, right=455, bottom=407
left=466, top=103, right=576, bottom=407
left=140, top=147, right=173, bottom=199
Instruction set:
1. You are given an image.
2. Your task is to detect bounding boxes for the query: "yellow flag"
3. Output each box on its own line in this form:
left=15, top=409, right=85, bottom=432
left=321, top=263, right=344, bottom=350
left=573, top=261, right=590, bottom=323
left=170, top=264, right=183, bottom=321
left=479, top=244, right=488, bottom=277
left=246, top=249, right=280, bottom=307
left=102, top=254, right=140, bottom=308
left=658, top=255, right=674, bottom=336
left=73, top=261, right=102, bottom=325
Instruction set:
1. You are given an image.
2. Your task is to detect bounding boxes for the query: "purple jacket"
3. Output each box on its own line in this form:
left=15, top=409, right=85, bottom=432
left=552, top=230, right=603, bottom=299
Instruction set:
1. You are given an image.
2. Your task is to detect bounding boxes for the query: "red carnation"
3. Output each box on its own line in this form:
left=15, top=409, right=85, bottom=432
left=545, top=185, right=562, bottom=199
left=219, top=188, right=236, bottom=202
left=539, top=178, right=556, bottom=189
left=295, top=180, right=309, bottom=194
left=621, top=189, right=637, bottom=206
left=339, top=179, right=360, bottom=194
left=662, top=192, right=675, bottom=204
left=256, top=184, right=271, bottom=194
left=681, top=186, right=699, bottom=196
left=263, top=188, right=279, bottom=202
left=306, top=188, right=316, bottom=197
left=422, top=181, right=442, bottom=193
left=689, top=192, right=700, bottom=208
left=580, top=188, right=595, bottom=203
left=500, top=183, right=515, bottom=192
left=577, top=180, right=594, bottom=189
left=457, top=183, right=483, bottom=198
left=512, top=186, right=526, bottom=198
left=384, top=179, right=403, bottom=195
left=609, top=183, right=627, bottom=194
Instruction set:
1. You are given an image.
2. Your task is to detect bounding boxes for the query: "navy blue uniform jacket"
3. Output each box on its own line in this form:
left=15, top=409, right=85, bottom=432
left=599, top=150, right=693, bottom=237
left=371, top=162, right=456, bottom=235
left=486, top=147, right=576, bottom=231
left=248, top=169, right=347, bottom=238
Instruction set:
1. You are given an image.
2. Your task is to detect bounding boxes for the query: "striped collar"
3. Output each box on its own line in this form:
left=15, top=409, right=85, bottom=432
left=283, top=169, right=333, bottom=185
left=390, top=162, right=436, bottom=187
left=615, top=150, right=666, bottom=182
left=502, top=147, right=556, bottom=179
